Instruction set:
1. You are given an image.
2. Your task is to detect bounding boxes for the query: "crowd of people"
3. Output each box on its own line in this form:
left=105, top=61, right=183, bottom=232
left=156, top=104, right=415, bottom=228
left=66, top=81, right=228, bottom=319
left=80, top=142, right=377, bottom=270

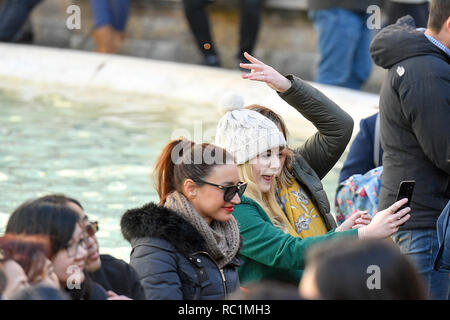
left=0, top=0, right=449, bottom=301
left=0, top=0, right=433, bottom=89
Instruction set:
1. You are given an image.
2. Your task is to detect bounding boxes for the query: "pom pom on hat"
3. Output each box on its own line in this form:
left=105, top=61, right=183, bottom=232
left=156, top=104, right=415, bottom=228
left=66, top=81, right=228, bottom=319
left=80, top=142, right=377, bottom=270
left=217, top=92, right=245, bottom=115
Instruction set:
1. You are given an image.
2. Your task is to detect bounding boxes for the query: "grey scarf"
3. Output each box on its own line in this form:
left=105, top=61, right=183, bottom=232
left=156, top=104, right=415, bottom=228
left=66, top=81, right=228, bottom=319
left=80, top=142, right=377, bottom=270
left=164, top=191, right=240, bottom=268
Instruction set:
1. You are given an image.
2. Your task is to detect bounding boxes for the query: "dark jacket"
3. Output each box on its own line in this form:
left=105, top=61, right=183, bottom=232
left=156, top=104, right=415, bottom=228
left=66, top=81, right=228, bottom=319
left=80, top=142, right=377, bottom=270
left=339, top=113, right=384, bottom=183
left=370, top=16, right=450, bottom=230
left=279, top=76, right=355, bottom=230
left=307, top=0, right=384, bottom=13
left=120, top=203, right=241, bottom=300
left=434, top=200, right=450, bottom=272
left=89, top=254, right=145, bottom=300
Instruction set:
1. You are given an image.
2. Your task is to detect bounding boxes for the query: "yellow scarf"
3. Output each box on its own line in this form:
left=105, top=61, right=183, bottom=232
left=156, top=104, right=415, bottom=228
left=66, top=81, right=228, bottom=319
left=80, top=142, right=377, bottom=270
left=277, top=180, right=328, bottom=238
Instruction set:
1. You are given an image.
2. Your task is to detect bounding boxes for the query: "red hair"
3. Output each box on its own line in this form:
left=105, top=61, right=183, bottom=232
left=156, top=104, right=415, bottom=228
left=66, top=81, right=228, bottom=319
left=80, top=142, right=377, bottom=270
left=0, top=234, right=51, bottom=284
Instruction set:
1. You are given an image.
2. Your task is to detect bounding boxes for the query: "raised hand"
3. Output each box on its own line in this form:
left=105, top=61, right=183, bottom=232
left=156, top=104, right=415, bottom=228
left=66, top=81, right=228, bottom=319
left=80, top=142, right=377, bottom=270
left=240, top=52, right=292, bottom=93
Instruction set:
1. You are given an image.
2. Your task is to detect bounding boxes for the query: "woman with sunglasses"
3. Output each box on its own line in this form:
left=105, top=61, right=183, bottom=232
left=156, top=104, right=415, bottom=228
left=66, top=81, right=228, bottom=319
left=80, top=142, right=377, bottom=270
left=214, top=53, right=411, bottom=286
left=5, top=197, right=110, bottom=300
left=121, top=139, right=245, bottom=300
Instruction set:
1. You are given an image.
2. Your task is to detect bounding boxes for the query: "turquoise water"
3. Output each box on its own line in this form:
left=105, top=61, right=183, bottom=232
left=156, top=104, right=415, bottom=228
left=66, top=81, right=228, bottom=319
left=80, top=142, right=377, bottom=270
left=0, top=84, right=344, bottom=261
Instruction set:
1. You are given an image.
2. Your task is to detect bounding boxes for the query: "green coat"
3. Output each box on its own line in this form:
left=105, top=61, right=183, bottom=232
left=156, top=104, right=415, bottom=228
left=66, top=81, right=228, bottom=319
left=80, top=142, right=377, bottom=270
left=233, top=196, right=358, bottom=285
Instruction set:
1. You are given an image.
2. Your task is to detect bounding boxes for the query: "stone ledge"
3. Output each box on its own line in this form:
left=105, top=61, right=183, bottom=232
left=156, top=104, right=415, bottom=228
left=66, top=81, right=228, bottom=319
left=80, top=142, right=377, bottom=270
left=149, top=0, right=307, bottom=10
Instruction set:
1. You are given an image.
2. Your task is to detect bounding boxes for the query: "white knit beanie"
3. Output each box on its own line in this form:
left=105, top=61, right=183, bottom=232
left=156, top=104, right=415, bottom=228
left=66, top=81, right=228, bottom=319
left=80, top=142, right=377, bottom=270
left=215, top=95, right=286, bottom=165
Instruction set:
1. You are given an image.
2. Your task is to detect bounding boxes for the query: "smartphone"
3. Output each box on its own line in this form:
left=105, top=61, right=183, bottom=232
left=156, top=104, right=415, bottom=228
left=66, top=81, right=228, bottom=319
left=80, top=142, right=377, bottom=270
left=395, top=180, right=415, bottom=212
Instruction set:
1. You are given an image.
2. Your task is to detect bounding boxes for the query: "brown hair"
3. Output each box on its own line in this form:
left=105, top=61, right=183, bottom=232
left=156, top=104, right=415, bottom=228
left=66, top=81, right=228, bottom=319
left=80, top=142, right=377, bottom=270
left=154, top=138, right=235, bottom=204
left=0, top=234, right=51, bottom=284
left=428, top=0, right=450, bottom=33
left=245, top=105, right=294, bottom=187
left=305, top=238, right=428, bottom=300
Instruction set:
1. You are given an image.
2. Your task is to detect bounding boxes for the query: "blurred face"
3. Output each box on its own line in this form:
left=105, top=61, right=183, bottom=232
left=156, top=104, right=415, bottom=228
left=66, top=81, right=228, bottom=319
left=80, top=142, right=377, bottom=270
left=1, top=260, right=29, bottom=299
left=251, top=147, right=284, bottom=193
left=187, top=164, right=242, bottom=225
left=298, top=264, right=321, bottom=300
left=52, top=223, right=87, bottom=285
left=31, top=258, right=60, bottom=289
left=67, top=202, right=101, bottom=273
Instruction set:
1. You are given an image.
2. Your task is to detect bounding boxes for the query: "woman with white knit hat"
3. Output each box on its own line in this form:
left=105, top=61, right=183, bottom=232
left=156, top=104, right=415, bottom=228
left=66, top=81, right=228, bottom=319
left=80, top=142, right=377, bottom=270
left=215, top=52, right=412, bottom=286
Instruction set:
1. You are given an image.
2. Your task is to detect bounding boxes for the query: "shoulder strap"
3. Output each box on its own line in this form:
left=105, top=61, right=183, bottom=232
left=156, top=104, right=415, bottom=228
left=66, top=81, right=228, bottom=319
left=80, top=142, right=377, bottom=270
left=373, top=113, right=381, bottom=167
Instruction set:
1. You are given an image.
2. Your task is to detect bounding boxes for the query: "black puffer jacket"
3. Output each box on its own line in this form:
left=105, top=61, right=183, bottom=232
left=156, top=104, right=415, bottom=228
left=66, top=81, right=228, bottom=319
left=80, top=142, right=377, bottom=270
left=120, top=203, right=241, bottom=300
left=370, top=16, right=450, bottom=230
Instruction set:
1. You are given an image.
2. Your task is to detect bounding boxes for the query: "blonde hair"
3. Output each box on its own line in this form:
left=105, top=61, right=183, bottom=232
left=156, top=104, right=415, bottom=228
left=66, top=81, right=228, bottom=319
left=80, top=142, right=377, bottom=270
left=239, top=162, right=298, bottom=236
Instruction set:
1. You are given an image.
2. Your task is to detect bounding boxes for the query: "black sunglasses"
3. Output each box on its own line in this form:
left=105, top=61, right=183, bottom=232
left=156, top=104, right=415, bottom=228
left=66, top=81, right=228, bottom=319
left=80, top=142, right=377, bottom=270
left=194, top=179, right=247, bottom=202
left=86, top=221, right=99, bottom=237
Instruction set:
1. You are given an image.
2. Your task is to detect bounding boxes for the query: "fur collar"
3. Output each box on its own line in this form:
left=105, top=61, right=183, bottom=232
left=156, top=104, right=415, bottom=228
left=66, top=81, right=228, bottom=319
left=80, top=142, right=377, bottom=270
left=120, top=202, right=208, bottom=255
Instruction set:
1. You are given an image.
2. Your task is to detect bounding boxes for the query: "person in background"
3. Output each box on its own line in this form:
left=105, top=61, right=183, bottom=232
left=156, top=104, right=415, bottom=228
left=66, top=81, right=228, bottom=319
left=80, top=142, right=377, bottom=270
left=338, top=112, right=383, bottom=184
left=0, top=0, right=43, bottom=42
left=0, top=269, right=6, bottom=299
left=11, top=284, right=69, bottom=300
left=299, top=238, right=428, bottom=299
left=121, top=139, right=243, bottom=300
left=182, top=0, right=264, bottom=67
left=0, top=244, right=29, bottom=299
left=90, top=0, right=130, bottom=54
left=370, top=0, right=450, bottom=299
left=386, top=0, right=430, bottom=28
left=5, top=198, right=109, bottom=300
left=307, top=0, right=384, bottom=89
left=0, top=234, right=59, bottom=289
left=37, top=193, right=144, bottom=300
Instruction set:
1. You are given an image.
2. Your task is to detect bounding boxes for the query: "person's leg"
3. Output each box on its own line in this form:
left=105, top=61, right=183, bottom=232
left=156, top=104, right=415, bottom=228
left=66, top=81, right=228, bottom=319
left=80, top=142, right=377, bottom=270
left=182, top=0, right=220, bottom=66
left=90, top=0, right=113, bottom=29
left=0, top=0, right=42, bottom=42
left=90, top=0, right=116, bottom=53
left=108, top=0, right=129, bottom=53
left=109, top=0, right=129, bottom=32
left=309, top=8, right=361, bottom=88
left=386, top=1, right=430, bottom=28
left=392, top=229, right=450, bottom=300
left=238, top=0, right=264, bottom=62
left=346, top=13, right=373, bottom=90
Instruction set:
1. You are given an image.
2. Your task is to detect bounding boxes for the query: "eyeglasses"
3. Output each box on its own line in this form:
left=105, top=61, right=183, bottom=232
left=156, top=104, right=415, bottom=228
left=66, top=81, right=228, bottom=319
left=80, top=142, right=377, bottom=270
left=194, top=179, right=247, bottom=202
left=86, top=221, right=99, bottom=237
left=0, top=248, right=6, bottom=262
left=64, top=236, right=88, bottom=258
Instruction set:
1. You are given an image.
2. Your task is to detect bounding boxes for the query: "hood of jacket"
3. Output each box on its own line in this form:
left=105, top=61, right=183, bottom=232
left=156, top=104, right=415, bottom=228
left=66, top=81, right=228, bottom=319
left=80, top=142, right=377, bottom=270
left=120, top=202, right=208, bottom=255
left=370, top=16, right=449, bottom=69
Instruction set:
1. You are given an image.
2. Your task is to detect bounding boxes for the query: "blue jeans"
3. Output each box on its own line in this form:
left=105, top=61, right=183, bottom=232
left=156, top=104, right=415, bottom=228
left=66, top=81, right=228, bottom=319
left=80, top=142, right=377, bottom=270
left=90, top=0, right=129, bottom=32
left=309, top=8, right=373, bottom=90
left=0, top=0, right=43, bottom=42
left=392, top=229, right=450, bottom=300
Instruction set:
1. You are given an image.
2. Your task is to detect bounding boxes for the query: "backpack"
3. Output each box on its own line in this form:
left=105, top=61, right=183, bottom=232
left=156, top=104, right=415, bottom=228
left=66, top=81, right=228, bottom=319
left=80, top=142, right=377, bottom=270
left=335, top=166, right=383, bottom=226
left=434, top=200, right=450, bottom=272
